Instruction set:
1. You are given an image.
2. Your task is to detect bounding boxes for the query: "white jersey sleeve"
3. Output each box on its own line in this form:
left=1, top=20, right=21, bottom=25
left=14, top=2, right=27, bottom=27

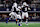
left=28, top=8, right=31, bottom=10
left=11, top=6, right=14, bottom=11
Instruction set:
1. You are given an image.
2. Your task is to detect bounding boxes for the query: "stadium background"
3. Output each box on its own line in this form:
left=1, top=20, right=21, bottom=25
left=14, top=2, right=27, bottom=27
left=0, top=0, right=40, bottom=27
left=0, top=0, right=40, bottom=22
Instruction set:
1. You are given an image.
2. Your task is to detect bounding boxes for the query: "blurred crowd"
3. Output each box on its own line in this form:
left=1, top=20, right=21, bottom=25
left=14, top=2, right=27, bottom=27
left=0, top=0, right=40, bottom=11
left=0, top=13, right=40, bottom=21
left=0, top=0, right=40, bottom=21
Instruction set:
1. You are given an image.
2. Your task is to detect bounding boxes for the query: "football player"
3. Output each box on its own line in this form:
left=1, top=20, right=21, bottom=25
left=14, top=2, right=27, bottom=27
left=21, top=1, right=31, bottom=25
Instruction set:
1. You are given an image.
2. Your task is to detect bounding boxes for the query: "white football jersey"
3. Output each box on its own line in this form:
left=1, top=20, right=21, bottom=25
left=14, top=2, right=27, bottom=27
left=12, top=2, right=18, bottom=11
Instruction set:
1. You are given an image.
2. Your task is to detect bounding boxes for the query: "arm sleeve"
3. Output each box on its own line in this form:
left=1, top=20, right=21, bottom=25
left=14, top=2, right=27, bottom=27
left=28, top=7, right=31, bottom=10
left=12, top=6, right=14, bottom=11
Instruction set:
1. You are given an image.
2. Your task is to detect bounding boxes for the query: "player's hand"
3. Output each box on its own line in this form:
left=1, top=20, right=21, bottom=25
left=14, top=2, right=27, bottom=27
left=28, top=8, right=31, bottom=10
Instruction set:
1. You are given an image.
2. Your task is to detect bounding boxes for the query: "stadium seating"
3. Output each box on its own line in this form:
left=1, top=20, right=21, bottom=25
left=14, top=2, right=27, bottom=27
left=0, top=0, right=40, bottom=21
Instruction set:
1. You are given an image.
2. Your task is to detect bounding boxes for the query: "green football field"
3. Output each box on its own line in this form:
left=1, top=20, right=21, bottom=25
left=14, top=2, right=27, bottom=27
left=0, top=22, right=40, bottom=27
